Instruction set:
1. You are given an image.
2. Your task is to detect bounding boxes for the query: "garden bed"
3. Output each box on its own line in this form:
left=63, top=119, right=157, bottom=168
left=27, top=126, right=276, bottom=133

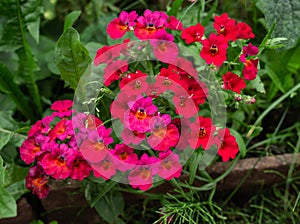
left=1, top=153, right=299, bottom=224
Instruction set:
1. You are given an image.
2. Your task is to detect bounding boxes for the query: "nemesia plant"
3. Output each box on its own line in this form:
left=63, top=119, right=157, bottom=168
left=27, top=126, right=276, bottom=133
left=20, top=9, right=261, bottom=198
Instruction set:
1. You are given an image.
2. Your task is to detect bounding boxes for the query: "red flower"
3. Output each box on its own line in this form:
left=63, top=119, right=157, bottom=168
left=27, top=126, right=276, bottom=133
left=242, top=59, right=258, bottom=80
left=134, top=10, right=168, bottom=39
left=107, top=11, right=138, bottom=39
left=109, top=144, right=138, bottom=172
left=166, top=16, right=183, bottom=30
left=20, top=138, right=42, bottom=164
left=236, top=22, right=255, bottom=39
left=200, top=33, right=228, bottom=66
left=239, top=43, right=258, bottom=63
left=215, top=128, right=239, bottom=162
left=214, top=13, right=237, bottom=41
left=94, top=45, right=121, bottom=65
left=51, top=100, right=73, bottom=118
left=26, top=166, right=49, bottom=199
left=70, top=153, right=92, bottom=181
left=103, top=60, right=128, bottom=86
left=222, top=72, right=246, bottom=94
left=92, top=156, right=117, bottom=180
left=189, top=116, right=216, bottom=150
left=119, top=71, right=149, bottom=96
left=181, top=23, right=205, bottom=44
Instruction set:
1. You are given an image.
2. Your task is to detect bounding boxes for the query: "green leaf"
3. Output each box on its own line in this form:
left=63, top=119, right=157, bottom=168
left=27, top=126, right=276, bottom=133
left=287, top=42, right=300, bottom=73
left=94, top=191, right=125, bottom=224
left=249, top=71, right=266, bottom=94
left=0, top=63, right=35, bottom=120
left=263, top=0, right=300, bottom=49
left=0, top=185, right=17, bottom=219
left=188, top=151, right=202, bottom=185
left=3, top=165, right=29, bottom=188
left=229, top=129, right=246, bottom=157
left=201, top=0, right=218, bottom=26
left=167, top=0, right=184, bottom=17
left=22, top=0, right=43, bottom=44
left=0, top=111, right=27, bottom=151
left=64, top=11, right=81, bottom=32
left=265, top=65, right=286, bottom=93
left=6, top=180, right=28, bottom=200
left=231, top=111, right=245, bottom=130
left=55, top=27, right=92, bottom=90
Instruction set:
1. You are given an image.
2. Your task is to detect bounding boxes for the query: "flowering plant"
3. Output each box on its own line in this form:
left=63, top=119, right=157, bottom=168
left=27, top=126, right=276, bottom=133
left=20, top=8, right=262, bottom=199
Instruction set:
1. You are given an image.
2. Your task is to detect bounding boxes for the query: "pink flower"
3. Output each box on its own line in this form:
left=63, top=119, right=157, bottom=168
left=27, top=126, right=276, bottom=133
left=51, top=100, right=73, bottom=118
left=20, top=137, right=42, bottom=164
left=170, top=118, right=191, bottom=150
left=147, top=114, right=179, bottom=151
left=189, top=116, right=216, bottom=150
left=111, top=94, right=136, bottom=122
left=92, top=156, right=117, bottom=180
left=157, top=151, right=182, bottom=180
left=239, top=43, right=259, bottom=63
left=39, top=143, right=74, bottom=179
left=121, top=128, right=146, bottom=145
left=215, top=128, right=239, bottom=162
left=94, top=45, right=121, bottom=65
left=173, top=90, right=199, bottom=118
left=79, top=126, right=113, bottom=163
left=128, top=154, right=158, bottom=191
left=222, top=72, right=246, bottom=94
left=181, top=23, right=205, bottom=44
left=26, top=166, right=49, bottom=199
left=214, top=13, right=237, bottom=41
left=107, top=11, right=138, bottom=39
left=103, top=60, right=128, bottom=86
left=150, top=29, right=178, bottom=63
left=200, top=33, right=228, bottom=66
left=124, top=96, right=158, bottom=133
left=48, top=119, right=74, bottom=141
left=134, top=10, right=168, bottom=39
left=109, top=144, right=138, bottom=172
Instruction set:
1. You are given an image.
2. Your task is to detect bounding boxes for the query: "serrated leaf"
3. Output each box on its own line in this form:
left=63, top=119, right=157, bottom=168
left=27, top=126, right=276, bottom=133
left=229, top=129, right=246, bottom=157
left=0, top=185, right=17, bottom=219
left=94, top=191, right=125, bottom=224
left=55, top=27, right=92, bottom=90
left=64, top=11, right=81, bottom=32
left=263, top=0, right=300, bottom=49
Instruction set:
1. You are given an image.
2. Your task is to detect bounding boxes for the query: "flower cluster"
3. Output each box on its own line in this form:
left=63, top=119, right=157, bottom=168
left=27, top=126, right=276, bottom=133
left=21, top=9, right=261, bottom=197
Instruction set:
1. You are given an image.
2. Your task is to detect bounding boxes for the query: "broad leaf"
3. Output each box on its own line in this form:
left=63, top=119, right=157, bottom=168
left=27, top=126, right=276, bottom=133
left=168, top=0, right=184, bottom=17
left=55, top=27, right=92, bottom=90
left=229, top=128, right=246, bottom=157
left=264, top=0, right=300, bottom=49
left=64, top=11, right=81, bottom=32
left=0, top=185, right=17, bottom=219
left=94, top=191, right=125, bottom=224
left=6, top=180, right=28, bottom=200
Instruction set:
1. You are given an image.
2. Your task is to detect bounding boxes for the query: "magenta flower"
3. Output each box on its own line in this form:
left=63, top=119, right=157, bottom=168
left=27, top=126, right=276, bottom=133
left=48, top=119, right=74, bottom=142
left=92, top=156, right=117, bottom=180
left=109, top=144, right=138, bottom=172
left=79, top=126, right=113, bottom=163
left=157, top=151, right=182, bottom=180
left=173, top=90, right=199, bottom=119
left=124, top=96, right=158, bottom=133
left=147, top=114, right=179, bottom=151
left=150, top=29, right=178, bottom=63
left=134, top=10, right=168, bottom=39
left=28, top=116, right=53, bottom=137
left=166, top=16, right=183, bottom=30
left=51, top=100, right=73, bottom=118
left=121, top=128, right=146, bottom=145
left=111, top=94, right=136, bottom=122
left=39, top=143, right=74, bottom=179
left=20, top=135, right=48, bottom=164
left=26, top=166, right=49, bottom=199
left=107, top=11, right=138, bottom=39
left=128, top=154, right=158, bottom=191
left=239, top=43, right=259, bottom=63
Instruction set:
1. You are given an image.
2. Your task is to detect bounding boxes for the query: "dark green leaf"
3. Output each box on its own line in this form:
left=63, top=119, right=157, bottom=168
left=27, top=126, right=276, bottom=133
left=265, top=65, right=286, bottom=93
left=3, top=165, right=29, bottom=188
left=188, top=151, right=202, bottom=185
left=263, top=0, right=300, bottom=49
left=287, top=42, right=300, bottom=73
left=55, top=27, right=92, bottom=90
left=0, top=63, right=35, bottom=120
left=201, top=0, right=218, bottom=26
left=94, top=191, right=125, bottom=224
left=167, top=0, right=184, bottom=17
left=0, top=185, right=17, bottom=219
left=249, top=71, right=266, bottom=94
left=64, top=11, right=81, bottom=32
